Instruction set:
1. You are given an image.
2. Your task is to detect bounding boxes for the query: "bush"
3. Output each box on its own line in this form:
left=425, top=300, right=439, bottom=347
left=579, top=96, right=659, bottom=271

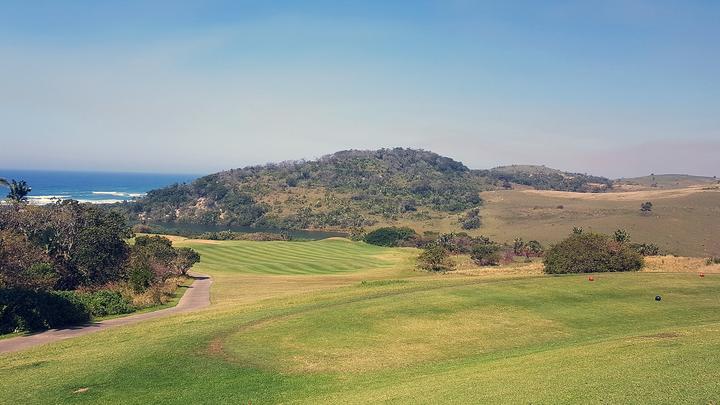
left=0, top=289, right=90, bottom=334
left=364, top=227, right=417, bottom=247
left=470, top=243, right=501, bottom=266
left=417, top=244, right=455, bottom=272
left=78, top=290, right=133, bottom=317
left=128, top=261, right=154, bottom=293
left=461, top=216, right=481, bottom=230
left=131, top=223, right=154, bottom=234
left=707, top=257, right=720, bottom=266
left=631, top=243, right=661, bottom=256
left=543, top=232, right=644, bottom=274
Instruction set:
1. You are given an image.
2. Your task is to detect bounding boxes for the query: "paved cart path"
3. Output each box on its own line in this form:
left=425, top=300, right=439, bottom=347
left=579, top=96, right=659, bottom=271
left=0, top=273, right=212, bottom=354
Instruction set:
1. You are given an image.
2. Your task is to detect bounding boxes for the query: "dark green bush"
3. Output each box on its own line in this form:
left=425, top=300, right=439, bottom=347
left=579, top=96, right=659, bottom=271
left=707, top=257, right=720, bottom=266
left=129, top=263, right=154, bottom=293
left=0, top=289, right=91, bottom=334
left=364, top=227, right=417, bottom=247
left=417, top=244, right=455, bottom=272
left=79, top=290, right=133, bottom=317
left=470, top=243, right=501, bottom=266
left=543, top=233, right=644, bottom=274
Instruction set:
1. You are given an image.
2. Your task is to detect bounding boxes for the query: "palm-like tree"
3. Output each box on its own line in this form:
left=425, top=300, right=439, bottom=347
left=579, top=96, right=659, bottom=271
left=1, top=179, right=32, bottom=202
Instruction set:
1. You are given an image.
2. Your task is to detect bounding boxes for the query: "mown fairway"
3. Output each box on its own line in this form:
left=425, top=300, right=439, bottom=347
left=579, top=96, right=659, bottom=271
left=2, top=239, right=720, bottom=403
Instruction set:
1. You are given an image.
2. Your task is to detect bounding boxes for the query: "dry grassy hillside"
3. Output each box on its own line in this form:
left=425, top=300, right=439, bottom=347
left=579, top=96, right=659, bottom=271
left=476, top=187, right=720, bottom=257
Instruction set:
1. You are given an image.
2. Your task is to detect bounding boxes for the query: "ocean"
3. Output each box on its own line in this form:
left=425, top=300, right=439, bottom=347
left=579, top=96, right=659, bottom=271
left=0, top=169, right=201, bottom=204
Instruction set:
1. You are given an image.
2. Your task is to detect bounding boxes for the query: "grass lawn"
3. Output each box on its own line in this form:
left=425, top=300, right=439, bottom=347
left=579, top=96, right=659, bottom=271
left=1, top=239, right=719, bottom=403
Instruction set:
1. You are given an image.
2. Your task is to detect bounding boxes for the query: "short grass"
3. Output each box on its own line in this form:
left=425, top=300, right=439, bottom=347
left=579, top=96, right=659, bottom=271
left=2, top=240, right=720, bottom=403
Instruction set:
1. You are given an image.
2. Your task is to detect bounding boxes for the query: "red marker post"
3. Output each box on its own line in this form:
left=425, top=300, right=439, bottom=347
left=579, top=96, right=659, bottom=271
left=588, top=276, right=594, bottom=282
left=700, top=272, right=705, bottom=278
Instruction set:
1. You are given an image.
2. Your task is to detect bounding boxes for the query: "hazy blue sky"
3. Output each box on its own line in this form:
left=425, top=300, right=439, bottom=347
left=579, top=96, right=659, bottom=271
left=1, top=1, right=718, bottom=177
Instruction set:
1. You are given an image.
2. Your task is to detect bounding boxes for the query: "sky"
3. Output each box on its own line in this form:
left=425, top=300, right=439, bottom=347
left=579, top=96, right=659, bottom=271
left=0, top=0, right=718, bottom=178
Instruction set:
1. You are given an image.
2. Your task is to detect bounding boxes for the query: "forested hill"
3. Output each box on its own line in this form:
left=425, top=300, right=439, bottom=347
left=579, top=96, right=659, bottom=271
left=487, top=165, right=613, bottom=192
left=119, top=148, right=611, bottom=230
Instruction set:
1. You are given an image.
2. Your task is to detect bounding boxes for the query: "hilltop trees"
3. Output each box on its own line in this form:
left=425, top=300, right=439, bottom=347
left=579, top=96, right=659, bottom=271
left=123, top=149, right=490, bottom=229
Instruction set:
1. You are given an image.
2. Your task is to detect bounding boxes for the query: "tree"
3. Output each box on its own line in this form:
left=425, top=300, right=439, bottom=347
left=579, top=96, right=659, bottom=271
left=173, top=247, right=201, bottom=275
left=4, top=180, right=31, bottom=203
left=526, top=240, right=544, bottom=256
left=631, top=243, right=660, bottom=256
left=543, top=232, right=644, bottom=274
left=2, top=200, right=133, bottom=289
left=640, top=201, right=653, bottom=214
left=513, top=238, right=526, bottom=255
left=461, top=216, right=481, bottom=230
left=0, top=230, right=57, bottom=291
left=613, top=229, right=630, bottom=244
left=417, top=243, right=455, bottom=272
left=364, top=227, right=417, bottom=247
left=471, top=243, right=501, bottom=266
left=131, top=236, right=179, bottom=282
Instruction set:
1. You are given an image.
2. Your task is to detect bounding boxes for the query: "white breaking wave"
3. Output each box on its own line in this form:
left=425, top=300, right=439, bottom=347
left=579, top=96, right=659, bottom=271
left=24, top=193, right=143, bottom=205
left=27, top=195, right=66, bottom=205
left=92, top=191, right=146, bottom=198
left=77, top=199, right=127, bottom=204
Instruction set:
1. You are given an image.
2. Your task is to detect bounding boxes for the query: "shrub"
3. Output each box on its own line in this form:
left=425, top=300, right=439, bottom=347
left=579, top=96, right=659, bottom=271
left=436, top=233, right=491, bottom=254
left=131, top=278, right=182, bottom=308
left=173, top=247, right=200, bottom=275
left=131, top=223, right=154, bottom=234
left=364, top=227, right=417, bottom=247
left=0, top=289, right=90, bottom=333
left=461, top=216, right=481, bottom=230
left=640, top=201, right=653, bottom=213
left=417, top=244, right=455, bottom=272
left=631, top=243, right=661, bottom=256
left=543, top=232, right=644, bottom=274
left=128, top=260, right=154, bottom=293
left=471, top=243, right=501, bottom=266
left=707, top=257, right=720, bottom=266
left=78, top=290, right=133, bottom=317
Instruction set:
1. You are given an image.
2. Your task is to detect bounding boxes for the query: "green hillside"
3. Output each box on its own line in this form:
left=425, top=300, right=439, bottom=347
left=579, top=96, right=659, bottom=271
left=488, top=164, right=613, bottom=192
left=118, top=149, right=612, bottom=231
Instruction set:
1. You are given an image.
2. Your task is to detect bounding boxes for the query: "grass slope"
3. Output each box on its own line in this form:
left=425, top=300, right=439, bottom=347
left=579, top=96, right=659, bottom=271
left=1, top=240, right=719, bottom=403
left=476, top=188, right=720, bottom=257
left=617, top=174, right=718, bottom=189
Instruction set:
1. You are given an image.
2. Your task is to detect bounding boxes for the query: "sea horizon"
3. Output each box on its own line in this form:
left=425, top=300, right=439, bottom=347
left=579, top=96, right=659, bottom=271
left=0, top=168, right=202, bottom=204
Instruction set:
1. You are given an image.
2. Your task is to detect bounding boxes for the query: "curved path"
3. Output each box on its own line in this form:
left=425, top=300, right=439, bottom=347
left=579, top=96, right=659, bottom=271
left=0, top=273, right=212, bottom=354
